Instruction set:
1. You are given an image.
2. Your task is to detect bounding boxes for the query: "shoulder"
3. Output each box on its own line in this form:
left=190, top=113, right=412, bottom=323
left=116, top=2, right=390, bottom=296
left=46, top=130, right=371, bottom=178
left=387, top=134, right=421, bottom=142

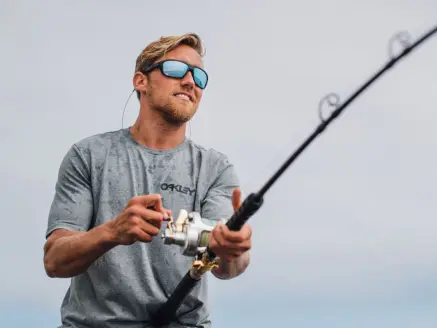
left=68, top=128, right=130, bottom=164
left=72, top=128, right=127, bottom=155
left=185, top=139, right=239, bottom=186
left=58, top=128, right=127, bottom=172
left=186, top=139, right=234, bottom=170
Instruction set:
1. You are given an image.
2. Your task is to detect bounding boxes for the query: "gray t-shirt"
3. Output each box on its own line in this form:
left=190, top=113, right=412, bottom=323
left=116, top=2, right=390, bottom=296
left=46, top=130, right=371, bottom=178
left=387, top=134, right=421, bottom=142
left=46, top=127, right=239, bottom=328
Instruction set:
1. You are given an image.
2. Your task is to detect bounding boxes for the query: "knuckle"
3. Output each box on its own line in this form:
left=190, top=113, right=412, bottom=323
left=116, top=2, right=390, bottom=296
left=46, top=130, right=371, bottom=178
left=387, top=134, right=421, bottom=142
left=234, top=235, right=245, bottom=243
left=212, top=227, right=221, bottom=238
left=134, top=227, right=146, bottom=238
left=150, top=213, right=164, bottom=223
left=129, top=215, right=141, bottom=226
left=148, top=194, right=161, bottom=202
left=128, top=205, right=146, bottom=217
left=125, top=205, right=138, bottom=216
left=221, top=240, right=231, bottom=249
left=128, top=227, right=138, bottom=237
left=145, top=224, right=156, bottom=234
left=139, top=231, right=152, bottom=242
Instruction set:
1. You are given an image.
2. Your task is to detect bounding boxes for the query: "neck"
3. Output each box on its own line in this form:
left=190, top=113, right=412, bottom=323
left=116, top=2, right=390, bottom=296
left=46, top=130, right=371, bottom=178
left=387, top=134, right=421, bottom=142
left=130, top=106, right=187, bottom=151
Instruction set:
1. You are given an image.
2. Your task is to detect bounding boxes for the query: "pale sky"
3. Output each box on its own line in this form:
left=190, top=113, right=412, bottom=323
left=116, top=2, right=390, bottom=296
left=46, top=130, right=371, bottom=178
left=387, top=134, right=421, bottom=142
left=2, top=1, right=437, bottom=327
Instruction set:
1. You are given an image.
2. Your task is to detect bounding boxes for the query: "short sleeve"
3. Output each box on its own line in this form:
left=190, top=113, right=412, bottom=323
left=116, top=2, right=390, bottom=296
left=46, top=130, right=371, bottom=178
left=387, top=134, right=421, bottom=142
left=45, top=144, right=94, bottom=238
left=200, top=161, right=240, bottom=226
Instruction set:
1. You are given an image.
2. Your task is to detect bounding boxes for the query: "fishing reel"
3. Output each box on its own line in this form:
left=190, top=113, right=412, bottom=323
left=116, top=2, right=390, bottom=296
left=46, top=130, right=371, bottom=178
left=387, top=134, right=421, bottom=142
left=161, top=209, right=216, bottom=257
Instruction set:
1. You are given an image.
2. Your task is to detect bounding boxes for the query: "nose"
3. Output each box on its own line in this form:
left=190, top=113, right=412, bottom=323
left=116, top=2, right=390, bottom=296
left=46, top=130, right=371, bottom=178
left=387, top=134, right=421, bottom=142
left=180, top=70, right=195, bottom=89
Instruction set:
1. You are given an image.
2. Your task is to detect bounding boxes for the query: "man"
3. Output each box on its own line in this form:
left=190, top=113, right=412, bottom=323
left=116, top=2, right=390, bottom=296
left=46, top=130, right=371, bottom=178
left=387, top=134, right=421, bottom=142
left=43, top=33, right=252, bottom=328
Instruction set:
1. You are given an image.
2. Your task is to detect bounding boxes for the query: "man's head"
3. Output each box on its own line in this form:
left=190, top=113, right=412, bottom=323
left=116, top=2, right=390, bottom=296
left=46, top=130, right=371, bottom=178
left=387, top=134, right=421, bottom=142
left=133, top=33, right=207, bottom=126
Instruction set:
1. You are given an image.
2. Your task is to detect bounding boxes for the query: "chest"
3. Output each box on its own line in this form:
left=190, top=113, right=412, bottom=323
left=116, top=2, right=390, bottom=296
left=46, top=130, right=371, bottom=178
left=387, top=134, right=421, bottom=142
left=91, top=150, right=204, bottom=225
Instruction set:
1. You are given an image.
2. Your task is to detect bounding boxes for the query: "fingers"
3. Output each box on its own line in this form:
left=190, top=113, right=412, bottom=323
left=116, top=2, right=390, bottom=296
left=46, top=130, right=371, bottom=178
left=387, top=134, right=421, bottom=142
left=210, top=222, right=251, bottom=257
left=131, top=224, right=154, bottom=243
left=126, top=193, right=171, bottom=223
left=215, top=222, right=252, bottom=243
left=128, top=194, right=167, bottom=215
left=126, top=205, right=165, bottom=229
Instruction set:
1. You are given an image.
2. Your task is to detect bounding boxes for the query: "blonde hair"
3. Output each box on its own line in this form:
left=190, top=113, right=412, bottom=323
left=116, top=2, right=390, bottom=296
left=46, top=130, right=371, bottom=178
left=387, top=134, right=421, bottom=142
left=134, top=33, right=206, bottom=99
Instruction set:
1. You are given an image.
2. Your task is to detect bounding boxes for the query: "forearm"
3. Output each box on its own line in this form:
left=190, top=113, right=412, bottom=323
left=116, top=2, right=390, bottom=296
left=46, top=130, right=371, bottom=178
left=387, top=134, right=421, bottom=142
left=212, top=250, right=250, bottom=280
left=44, top=223, right=118, bottom=278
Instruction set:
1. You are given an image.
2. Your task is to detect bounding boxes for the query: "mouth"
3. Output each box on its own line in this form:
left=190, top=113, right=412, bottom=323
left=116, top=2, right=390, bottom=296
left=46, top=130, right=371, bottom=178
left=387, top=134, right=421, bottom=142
left=173, top=93, right=193, bottom=102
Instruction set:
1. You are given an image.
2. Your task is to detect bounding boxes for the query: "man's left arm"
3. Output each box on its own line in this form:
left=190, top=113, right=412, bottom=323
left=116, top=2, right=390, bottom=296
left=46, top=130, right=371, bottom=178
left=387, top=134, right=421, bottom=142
left=212, top=251, right=251, bottom=280
left=200, top=160, right=252, bottom=280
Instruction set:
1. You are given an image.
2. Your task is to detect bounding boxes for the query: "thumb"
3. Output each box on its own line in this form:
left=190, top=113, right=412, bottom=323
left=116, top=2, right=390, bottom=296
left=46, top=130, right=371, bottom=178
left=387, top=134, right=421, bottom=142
left=232, top=187, right=242, bottom=212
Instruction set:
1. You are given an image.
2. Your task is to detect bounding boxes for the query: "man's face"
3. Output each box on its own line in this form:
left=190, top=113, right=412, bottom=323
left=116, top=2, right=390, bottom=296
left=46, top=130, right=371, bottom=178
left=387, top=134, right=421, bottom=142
left=140, top=45, right=205, bottom=125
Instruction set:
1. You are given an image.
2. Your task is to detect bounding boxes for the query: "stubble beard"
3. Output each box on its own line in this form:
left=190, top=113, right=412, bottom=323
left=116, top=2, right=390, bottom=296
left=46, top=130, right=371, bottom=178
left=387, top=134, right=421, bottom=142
left=157, top=104, right=192, bottom=126
left=148, top=94, right=195, bottom=126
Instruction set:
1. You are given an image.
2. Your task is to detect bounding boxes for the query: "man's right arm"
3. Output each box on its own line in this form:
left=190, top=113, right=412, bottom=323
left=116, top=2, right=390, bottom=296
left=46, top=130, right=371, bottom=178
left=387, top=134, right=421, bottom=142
left=43, top=224, right=117, bottom=278
left=43, top=143, right=111, bottom=278
left=43, top=195, right=168, bottom=278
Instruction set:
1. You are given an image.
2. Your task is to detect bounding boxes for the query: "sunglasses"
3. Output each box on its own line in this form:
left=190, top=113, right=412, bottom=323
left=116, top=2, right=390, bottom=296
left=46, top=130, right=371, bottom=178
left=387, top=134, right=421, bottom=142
left=142, top=59, right=209, bottom=90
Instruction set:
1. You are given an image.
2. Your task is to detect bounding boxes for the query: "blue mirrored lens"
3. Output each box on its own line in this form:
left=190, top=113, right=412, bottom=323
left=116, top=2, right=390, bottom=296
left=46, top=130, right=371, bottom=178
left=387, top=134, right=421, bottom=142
left=162, top=60, right=208, bottom=89
left=162, top=61, right=188, bottom=78
left=193, top=68, right=207, bottom=89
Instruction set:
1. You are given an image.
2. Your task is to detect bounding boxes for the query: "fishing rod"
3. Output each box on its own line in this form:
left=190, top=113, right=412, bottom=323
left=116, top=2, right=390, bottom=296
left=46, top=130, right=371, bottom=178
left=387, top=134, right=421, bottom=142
left=150, top=23, right=437, bottom=326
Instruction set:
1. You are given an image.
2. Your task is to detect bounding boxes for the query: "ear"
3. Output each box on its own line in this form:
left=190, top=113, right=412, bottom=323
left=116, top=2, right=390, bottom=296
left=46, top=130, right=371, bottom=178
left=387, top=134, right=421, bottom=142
left=133, top=72, right=148, bottom=94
